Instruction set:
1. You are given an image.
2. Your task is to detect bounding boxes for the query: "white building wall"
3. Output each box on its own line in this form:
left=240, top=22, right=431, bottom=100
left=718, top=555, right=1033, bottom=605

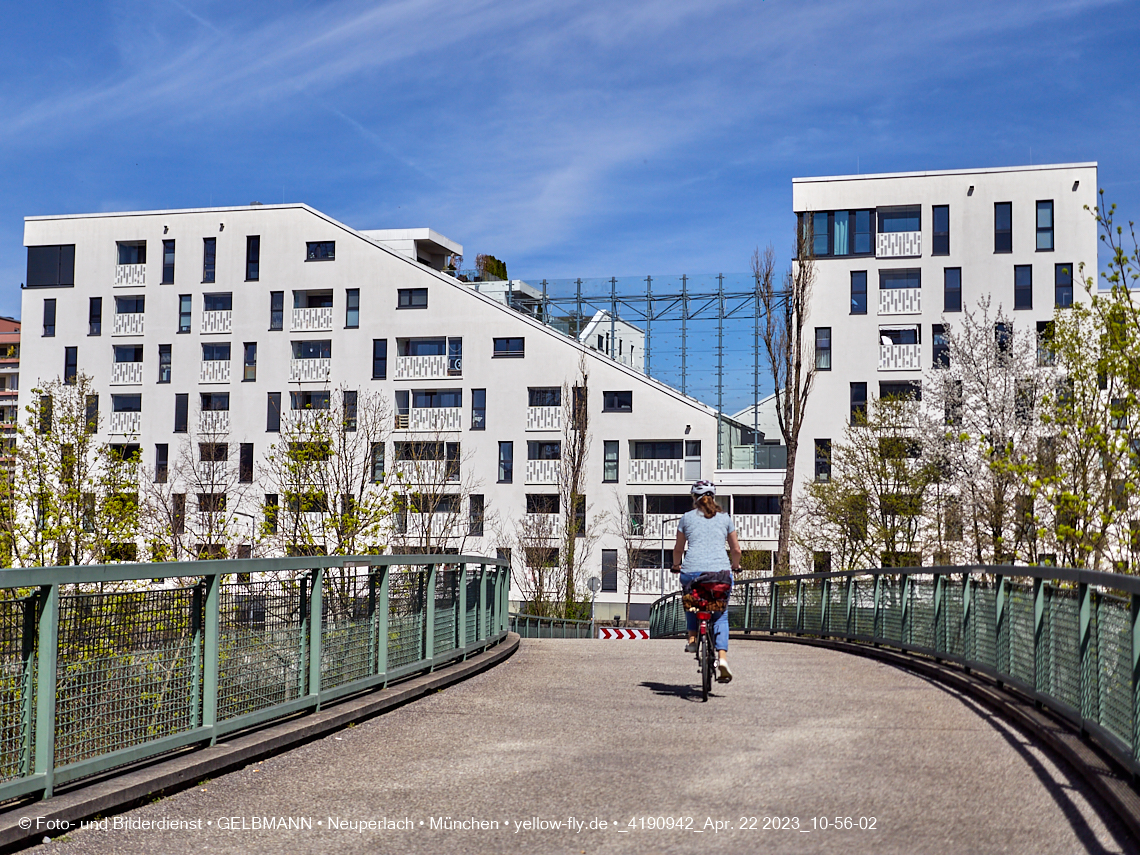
left=20, top=203, right=774, bottom=614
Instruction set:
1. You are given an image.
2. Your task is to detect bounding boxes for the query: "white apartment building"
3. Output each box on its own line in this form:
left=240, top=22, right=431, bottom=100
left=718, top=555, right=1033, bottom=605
left=19, top=203, right=781, bottom=618
left=790, top=162, right=1099, bottom=566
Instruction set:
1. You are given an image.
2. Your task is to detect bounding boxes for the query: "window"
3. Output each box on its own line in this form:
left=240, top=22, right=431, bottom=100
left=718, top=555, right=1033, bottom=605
left=879, top=268, right=920, bottom=291
left=733, top=495, right=782, bottom=515
left=932, top=324, right=949, bottom=368
left=528, top=440, right=561, bottom=460
left=604, top=440, right=619, bottom=482
left=471, top=388, right=486, bottom=430
left=397, top=288, right=427, bottom=309
left=879, top=380, right=922, bottom=401
left=85, top=395, right=98, bottom=433
left=1014, top=265, right=1033, bottom=310
left=850, top=271, right=867, bottom=314
left=603, top=390, right=632, bottom=412
left=498, top=441, right=513, bottom=482
left=850, top=382, right=867, bottom=425
left=43, top=298, right=56, bottom=337
left=879, top=437, right=921, bottom=459
left=345, top=289, right=359, bottom=328
left=202, top=342, right=231, bottom=362
left=292, top=340, right=331, bottom=360
left=343, top=390, right=357, bottom=431
left=815, top=327, right=831, bottom=371
left=628, top=495, right=645, bottom=534
left=202, top=237, right=216, bottom=283
left=646, top=495, right=692, bottom=515
left=246, top=236, right=260, bottom=280
left=89, top=297, right=102, bottom=336
left=932, top=205, right=950, bottom=255
left=162, top=239, right=175, bottom=283
left=270, top=292, right=283, bottom=331
left=813, top=551, right=832, bottom=574
left=995, top=322, right=1013, bottom=354
left=115, top=295, right=145, bottom=316
left=38, top=395, right=52, bottom=434
left=370, top=442, right=385, bottom=482
left=236, top=342, right=255, bottom=381
left=526, top=494, right=559, bottom=514
left=306, top=241, right=335, bottom=261
left=290, top=390, right=331, bottom=410
left=528, top=387, right=561, bottom=407
left=573, top=495, right=586, bottom=536
left=798, top=209, right=874, bottom=257
left=469, top=495, right=484, bottom=537
left=264, top=494, right=278, bottom=535
left=1037, top=321, right=1055, bottom=366
left=114, top=344, right=144, bottom=363
left=572, top=386, right=587, bottom=432
left=200, top=392, right=229, bottom=412
left=878, top=205, right=922, bottom=238
left=1055, top=263, right=1074, bottom=308
left=1036, top=200, right=1054, bottom=251
left=633, top=441, right=682, bottom=459
left=240, top=443, right=254, bottom=483
left=203, top=292, right=232, bottom=312
left=157, top=342, right=172, bottom=381
left=943, top=268, right=962, bottom=312
left=64, top=347, right=77, bottom=385
left=267, top=392, right=281, bottom=432
left=112, top=394, right=141, bottom=413
left=878, top=326, right=918, bottom=346
left=174, top=393, right=188, bottom=433
left=814, top=439, right=831, bottom=482
left=995, top=202, right=1012, bottom=253
left=172, top=494, right=186, bottom=535
left=25, top=244, right=75, bottom=288
left=155, top=444, right=169, bottom=483
left=493, top=337, right=524, bottom=358
left=178, top=295, right=191, bottom=333
left=199, top=493, right=226, bottom=514
left=199, top=442, right=228, bottom=461
left=601, top=550, right=618, bottom=593
left=448, top=337, right=462, bottom=375
left=372, top=339, right=387, bottom=379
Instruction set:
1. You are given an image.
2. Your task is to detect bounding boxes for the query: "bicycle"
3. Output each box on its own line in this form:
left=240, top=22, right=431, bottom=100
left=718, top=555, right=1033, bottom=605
left=685, top=578, right=730, bottom=702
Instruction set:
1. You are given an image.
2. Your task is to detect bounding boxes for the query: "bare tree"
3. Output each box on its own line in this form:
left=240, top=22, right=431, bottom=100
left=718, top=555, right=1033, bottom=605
left=755, top=229, right=816, bottom=574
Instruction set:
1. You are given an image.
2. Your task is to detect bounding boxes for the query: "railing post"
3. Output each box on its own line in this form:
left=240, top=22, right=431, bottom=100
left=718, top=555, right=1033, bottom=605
left=901, top=574, right=911, bottom=646
left=191, top=582, right=203, bottom=731
left=367, top=569, right=378, bottom=676
left=1131, top=593, right=1140, bottom=768
left=1033, top=577, right=1045, bottom=700
left=309, top=567, right=324, bottom=707
left=376, top=562, right=389, bottom=685
left=963, top=573, right=974, bottom=670
left=820, top=577, right=830, bottom=636
left=298, top=574, right=310, bottom=697
left=202, top=573, right=220, bottom=745
left=19, top=594, right=36, bottom=778
left=995, top=573, right=1006, bottom=686
left=768, top=579, right=777, bottom=634
left=425, top=563, right=437, bottom=666
left=476, top=564, right=485, bottom=644
left=872, top=573, right=882, bottom=644
left=933, top=573, right=943, bottom=659
left=744, top=583, right=752, bottom=633
left=34, top=584, right=59, bottom=799
left=500, top=565, right=509, bottom=633
left=795, top=579, right=804, bottom=634
left=1079, top=581, right=1096, bottom=732
left=846, top=575, right=855, bottom=637
left=458, top=562, right=468, bottom=655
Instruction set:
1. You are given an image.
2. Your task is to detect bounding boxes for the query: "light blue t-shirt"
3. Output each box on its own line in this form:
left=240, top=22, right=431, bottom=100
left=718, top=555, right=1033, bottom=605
left=677, top=509, right=735, bottom=574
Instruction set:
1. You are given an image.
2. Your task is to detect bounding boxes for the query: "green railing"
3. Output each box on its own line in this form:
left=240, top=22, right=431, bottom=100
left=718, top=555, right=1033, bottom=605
left=0, top=554, right=510, bottom=803
left=651, top=565, right=1140, bottom=779
left=509, top=613, right=595, bottom=639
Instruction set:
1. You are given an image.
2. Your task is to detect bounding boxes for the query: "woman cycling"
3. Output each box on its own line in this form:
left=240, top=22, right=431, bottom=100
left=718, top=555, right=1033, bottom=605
left=671, top=480, right=742, bottom=683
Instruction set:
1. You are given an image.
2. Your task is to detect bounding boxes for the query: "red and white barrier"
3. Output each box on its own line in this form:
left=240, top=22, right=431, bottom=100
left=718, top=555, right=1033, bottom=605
left=598, top=628, right=650, bottom=640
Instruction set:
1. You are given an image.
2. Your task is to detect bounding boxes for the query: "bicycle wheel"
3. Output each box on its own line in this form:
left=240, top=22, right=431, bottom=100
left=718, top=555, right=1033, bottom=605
left=700, top=629, right=712, bottom=701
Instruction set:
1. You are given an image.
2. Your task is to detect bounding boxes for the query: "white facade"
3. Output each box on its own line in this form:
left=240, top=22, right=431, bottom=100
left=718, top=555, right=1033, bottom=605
left=790, top=163, right=1099, bottom=564
left=19, top=203, right=780, bottom=617
left=578, top=310, right=645, bottom=372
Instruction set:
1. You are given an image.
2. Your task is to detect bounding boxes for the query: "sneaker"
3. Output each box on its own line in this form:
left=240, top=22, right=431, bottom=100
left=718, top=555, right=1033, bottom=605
left=717, top=660, right=733, bottom=683
left=684, top=641, right=698, bottom=653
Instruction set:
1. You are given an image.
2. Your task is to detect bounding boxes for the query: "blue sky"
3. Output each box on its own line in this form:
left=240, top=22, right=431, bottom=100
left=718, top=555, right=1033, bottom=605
left=2, top=0, right=1138, bottom=408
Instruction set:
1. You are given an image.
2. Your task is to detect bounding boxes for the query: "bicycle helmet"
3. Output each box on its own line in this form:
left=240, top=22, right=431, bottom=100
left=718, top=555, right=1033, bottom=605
left=690, top=479, right=716, bottom=497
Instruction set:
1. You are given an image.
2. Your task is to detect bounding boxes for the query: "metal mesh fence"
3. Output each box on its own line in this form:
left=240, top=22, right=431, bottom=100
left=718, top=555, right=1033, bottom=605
left=1041, top=587, right=1081, bottom=712
left=774, top=581, right=797, bottom=631
left=321, top=567, right=374, bottom=692
left=854, top=578, right=875, bottom=636
left=54, top=586, right=197, bottom=769
left=748, top=582, right=772, bottom=632
left=910, top=577, right=935, bottom=650
left=388, top=567, right=426, bottom=669
left=0, top=597, right=30, bottom=783
left=974, top=582, right=997, bottom=670
left=1008, top=582, right=1035, bottom=688
left=465, top=571, right=480, bottom=646
left=945, top=580, right=964, bottom=657
left=880, top=577, right=903, bottom=643
left=1097, top=593, right=1132, bottom=748
left=827, top=579, right=848, bottom=635
left=217, top=576, right=304, bottom=722
left=433, top=569, right=457, bottom=656
left=801, top=581, right=823, bottom=633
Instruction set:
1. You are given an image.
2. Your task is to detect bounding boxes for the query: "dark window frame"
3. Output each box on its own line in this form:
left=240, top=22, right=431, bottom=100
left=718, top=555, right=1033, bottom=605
left=43, top=298, right=56, bottom=337
left=246, top=235, right=260, bottom=281
left=345, top=288, right=359, bottom=328
left=64, top=346, right=77, bottom=385
left=305, top=241, right=335, bottom=261
left=944, top=267, right=962, bottom=313
left=492, top=337, right=525, bottom=358
left=932, top=204, right=950, bottom=256
left=88, top=297, right=102, bottom=336
left=161, top=239, right=175, bottom=284
left=471, top=388, right=486, bottom=430
left=850, top=270, right=867, bottom=315
left=602, top=390, right=633, bottom=413
left=1055, top=263, right=1074, bottom=308
left=995, top=202, right=1012, bottom=253
left=498, top=441, right=514, bottom=483
left=178, top=295, right=191, bottom=334
left=174, top=393, right=189, bottom=433
left=815, top=327, right=831, bottom=371
left=202, top=237, right=216, bottom=283
left=1014, top=265, right=1033, bottom=311
left=372, top=339, right=387, bottom=379
left=850, top=382, right=867, bottom=425
left=267, top=392, right=281, bottom=432
left=158, top=344, right=171, bottom=383
left=397, top=288, right=428, bottom=309
left=1036, top=200, right=1054, bottom=252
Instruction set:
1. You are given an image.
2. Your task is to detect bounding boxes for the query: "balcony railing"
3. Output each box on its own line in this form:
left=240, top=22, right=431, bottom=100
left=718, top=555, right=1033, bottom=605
left=628, top=458, right=685, bottom=484
left=114, top=264, right=145, bottom=287
left=393, top=460, right=458, bottom=483
left=525, top=459, right=560, bottom=484
left=290, top=357, right=331, bottom=382
left=734, top=514, right=781, bottom=541
left=110, top=362, right=143, bottom=385
left=876, top=231, right=921, bottom=258
left=291, top=307, right=333, bottom=333
left=109, top=411, right=141, bottom=435
left=526, top=406, right=562, bottom=431
left=879, top=343, right=921, bottom=371
left=201, top=310, right=232, bottom=334
left=199, top=410, right=230, bottom=434
left=407, top=407, right=462, bottom=432
left=394, top=355, right=448, bottom=380
left=200, top=360, right=231, bottom=383
left=112, top=313, right=145, bottom=336
left=878, top=288, right=921, bottom=315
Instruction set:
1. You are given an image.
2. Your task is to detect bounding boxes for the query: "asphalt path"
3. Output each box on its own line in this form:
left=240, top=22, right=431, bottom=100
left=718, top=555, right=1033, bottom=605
left=42, top=638, right=1134, bottom=854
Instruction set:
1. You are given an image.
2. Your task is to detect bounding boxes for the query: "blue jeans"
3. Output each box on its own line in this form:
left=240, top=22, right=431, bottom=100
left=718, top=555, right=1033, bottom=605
left=680, top=571, right=730, bottom=652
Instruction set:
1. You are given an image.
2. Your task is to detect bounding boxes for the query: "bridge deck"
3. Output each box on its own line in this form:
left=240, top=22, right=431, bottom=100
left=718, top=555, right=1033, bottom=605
left=53, top=639, right=1132, bottom=854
